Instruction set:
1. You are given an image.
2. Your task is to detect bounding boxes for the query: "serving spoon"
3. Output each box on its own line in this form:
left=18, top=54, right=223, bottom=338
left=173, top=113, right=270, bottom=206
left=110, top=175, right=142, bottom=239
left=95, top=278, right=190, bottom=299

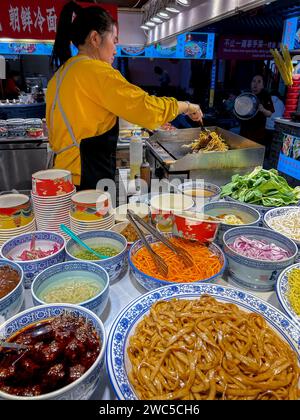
left=0, top=340, right=29, bottom=351
left=60, top=225, right=109, bottom=260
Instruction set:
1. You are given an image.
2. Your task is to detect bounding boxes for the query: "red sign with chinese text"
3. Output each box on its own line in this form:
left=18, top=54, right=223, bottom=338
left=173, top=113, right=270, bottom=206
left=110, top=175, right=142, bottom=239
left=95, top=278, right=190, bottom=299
left=0, top=0, right=118, bottom=40
left=218, top=36, right=281, bottom=60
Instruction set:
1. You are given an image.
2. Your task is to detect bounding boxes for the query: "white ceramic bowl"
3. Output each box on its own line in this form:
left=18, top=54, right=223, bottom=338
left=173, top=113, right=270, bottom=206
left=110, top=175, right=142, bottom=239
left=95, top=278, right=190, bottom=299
left=65, top=230, right=128, bottom=283
left=107, top=283, right=300, bottom=399
left=0, top=259, right=24, bottom=322
left=223, top=226, right=298, bottom=292
left=0, top=304, right=106, bottom=400
left=264, top=207, right=300, bottom=247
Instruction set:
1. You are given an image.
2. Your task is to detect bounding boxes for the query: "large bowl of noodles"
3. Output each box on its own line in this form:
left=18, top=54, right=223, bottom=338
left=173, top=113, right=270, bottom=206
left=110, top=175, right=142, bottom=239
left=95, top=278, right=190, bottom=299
left=107, top=283, right=300, bottom=400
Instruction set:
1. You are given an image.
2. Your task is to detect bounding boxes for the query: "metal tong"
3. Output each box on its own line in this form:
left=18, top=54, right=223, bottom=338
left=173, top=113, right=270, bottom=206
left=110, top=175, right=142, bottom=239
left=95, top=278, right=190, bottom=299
left=127, top=209, right=194, bottom=278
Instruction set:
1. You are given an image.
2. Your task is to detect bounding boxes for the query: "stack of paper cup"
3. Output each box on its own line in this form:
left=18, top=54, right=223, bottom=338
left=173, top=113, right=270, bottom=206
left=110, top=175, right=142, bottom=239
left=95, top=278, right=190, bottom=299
left=31, top=169, right=75, bottom=237
left=0, top=193, right=36, bottom=245
left=70, top=190, right=115, bottom=234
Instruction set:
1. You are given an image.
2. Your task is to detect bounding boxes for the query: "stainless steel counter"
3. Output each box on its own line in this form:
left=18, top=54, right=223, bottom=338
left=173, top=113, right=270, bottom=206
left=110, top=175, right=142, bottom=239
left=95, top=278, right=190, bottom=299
left=0, top=138, right=48, bottom=191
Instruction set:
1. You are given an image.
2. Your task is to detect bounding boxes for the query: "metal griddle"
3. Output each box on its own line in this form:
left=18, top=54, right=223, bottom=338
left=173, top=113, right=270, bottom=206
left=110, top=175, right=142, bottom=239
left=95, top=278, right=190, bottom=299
left=146, top=127, right=266, bottom=185
left=156, top=140, right=191, bottom=160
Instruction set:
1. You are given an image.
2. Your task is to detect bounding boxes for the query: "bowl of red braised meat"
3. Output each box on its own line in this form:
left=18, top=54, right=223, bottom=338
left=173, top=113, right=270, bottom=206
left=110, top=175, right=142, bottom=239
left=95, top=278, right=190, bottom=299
left=0, top=259, right=24, bottom=322
left=0, top=304, right=105, bottom=400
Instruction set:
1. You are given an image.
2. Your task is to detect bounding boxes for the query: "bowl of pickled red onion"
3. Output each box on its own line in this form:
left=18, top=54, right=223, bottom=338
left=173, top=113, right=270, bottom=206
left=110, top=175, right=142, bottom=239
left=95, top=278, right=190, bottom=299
left=223, top=226, right=298, bottom=292
left=1, top=231, right=66, bottom=289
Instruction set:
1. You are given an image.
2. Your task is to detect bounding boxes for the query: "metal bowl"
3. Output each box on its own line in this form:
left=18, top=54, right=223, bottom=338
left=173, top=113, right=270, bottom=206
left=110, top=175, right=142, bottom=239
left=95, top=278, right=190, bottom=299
left=234, top=93, right=259, bottom=120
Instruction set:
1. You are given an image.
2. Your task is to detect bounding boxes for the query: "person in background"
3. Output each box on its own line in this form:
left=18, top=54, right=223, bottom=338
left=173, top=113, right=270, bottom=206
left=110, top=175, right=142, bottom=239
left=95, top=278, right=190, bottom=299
left=239, top=75, right=274, bottom=145
left=265, top=91, right=285, bottom=158
left=4, top=70, right=21, bottom=99
left=47, top=1, right=203, bottom=190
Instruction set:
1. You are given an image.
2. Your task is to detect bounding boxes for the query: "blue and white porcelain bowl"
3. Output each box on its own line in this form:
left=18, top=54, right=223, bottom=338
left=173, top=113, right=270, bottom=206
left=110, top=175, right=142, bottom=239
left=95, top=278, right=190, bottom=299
left=31, top=261, right=109, bottom=318
left=128, top=233, right=226, bottom=291
left=1, top=231, right=66, bottom=289
left=223, top=226, right=298, bottom=292
left=178, top=181, right=221, bottom=207
left=203, top=201, right=261, bottom=246
left=224, top=195, right=300, bottom=217
left=65, top=231, right=128, bottom=283
left=0, top=259, right=24, bottom=322
left=264, top=207, right=300, bottom=248
left=107, top=283, right=300, bottom=400
left=0, top=304, right=106, bottom=400
left=276, top=263, right=300, bottom=324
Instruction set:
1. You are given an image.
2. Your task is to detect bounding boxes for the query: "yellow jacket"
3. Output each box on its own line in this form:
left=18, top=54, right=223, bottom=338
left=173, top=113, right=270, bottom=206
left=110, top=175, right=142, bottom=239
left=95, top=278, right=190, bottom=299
left=46, top=56, right=179, bottom=185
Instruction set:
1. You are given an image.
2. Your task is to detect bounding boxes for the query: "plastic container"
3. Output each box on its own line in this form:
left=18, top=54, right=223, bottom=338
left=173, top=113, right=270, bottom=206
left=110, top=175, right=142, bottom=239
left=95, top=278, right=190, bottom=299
left=129, top=134, right=143, bottom=180
left=140, top=149, right=151, bottom=192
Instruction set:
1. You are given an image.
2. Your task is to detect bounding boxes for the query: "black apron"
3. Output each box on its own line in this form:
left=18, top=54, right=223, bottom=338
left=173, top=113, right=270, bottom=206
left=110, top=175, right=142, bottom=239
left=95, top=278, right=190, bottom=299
left=79, top=120, right=119, bottom=190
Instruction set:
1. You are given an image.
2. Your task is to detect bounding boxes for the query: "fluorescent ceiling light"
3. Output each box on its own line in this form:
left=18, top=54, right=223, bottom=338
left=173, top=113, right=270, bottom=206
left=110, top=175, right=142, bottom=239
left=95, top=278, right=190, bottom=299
left=176, top=0, right=191, bottom=6
left=158, top=11, right=171, bottom=19
left=145, top=21, right=156, bottom=27
left=151, top=16, right=163, bottom=23
left=140, top=25, right=150, bottom=30
left=165, top=6, right=181, bottom=14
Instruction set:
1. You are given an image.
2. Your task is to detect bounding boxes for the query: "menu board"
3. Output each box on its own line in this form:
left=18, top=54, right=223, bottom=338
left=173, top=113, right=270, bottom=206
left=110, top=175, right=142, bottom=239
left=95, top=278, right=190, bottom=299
left=283, top=17, right=300, bottom=51
left=0, top=32, right=215, bottom=59
left=117, top=32, right=215, bottom=60
left=277, top=132, right=300, bottom=180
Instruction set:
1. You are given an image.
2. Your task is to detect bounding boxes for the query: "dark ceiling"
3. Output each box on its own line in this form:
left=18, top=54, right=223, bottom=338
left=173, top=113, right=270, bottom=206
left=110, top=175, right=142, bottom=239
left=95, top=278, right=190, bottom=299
left=82, top=0, right=148, bottom=7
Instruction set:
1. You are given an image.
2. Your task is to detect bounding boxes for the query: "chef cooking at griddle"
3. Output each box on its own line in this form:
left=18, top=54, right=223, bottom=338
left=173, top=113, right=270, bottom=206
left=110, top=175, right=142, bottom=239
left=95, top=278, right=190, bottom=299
left=46, top=1, right=203, bottom=190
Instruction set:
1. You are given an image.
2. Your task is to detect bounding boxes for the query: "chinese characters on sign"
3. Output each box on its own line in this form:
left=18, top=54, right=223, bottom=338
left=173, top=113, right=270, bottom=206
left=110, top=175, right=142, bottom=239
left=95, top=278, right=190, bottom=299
left=218, top=36, right=280, bottom=60
left=7, top=2, right=58, bottom=38
left=1, top=0, right=118, bottom=40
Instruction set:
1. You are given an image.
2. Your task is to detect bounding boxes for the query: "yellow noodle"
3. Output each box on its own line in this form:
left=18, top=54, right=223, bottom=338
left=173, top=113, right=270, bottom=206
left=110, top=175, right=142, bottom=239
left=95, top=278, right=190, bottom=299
left=127, top=296, right=300, bottom=400
left=287, top=269, right=300, bottom=316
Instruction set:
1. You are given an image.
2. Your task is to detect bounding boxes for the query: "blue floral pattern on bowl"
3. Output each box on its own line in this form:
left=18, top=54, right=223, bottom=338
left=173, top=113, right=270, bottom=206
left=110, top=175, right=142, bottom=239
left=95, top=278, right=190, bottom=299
left=276, top=263, right=300, bottom=325
left=0, top=304, right=106, bottom=400
left=65, top=230, right=128, bottom=283
left=264, top=206, right=300, bottom=248
left=224, top=195, right=300, bottom=217
left=106, top=282, right=300, bottom=400
left=1, top=231, right=66, bottom=289
left=0, top=259, right=24, bottom=322
left=31, top=261, right=110, bottom=318
left=128, top=233, right=226, bottom=291
left=223, top=226, right=298, bottom=291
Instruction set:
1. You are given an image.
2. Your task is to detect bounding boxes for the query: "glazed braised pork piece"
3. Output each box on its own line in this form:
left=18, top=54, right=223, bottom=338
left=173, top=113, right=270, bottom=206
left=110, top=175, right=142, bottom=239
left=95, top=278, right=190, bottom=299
left=0, top=314, right=101, bottom=397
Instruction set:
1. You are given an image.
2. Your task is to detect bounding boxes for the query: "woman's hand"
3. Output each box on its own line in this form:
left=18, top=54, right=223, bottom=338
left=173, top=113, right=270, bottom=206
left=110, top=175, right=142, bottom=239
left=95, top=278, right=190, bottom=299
left=258, top=104, right=272, bottom=118
left=187, top=105, right=203, bottom=123
left=178, top=101, right=204, bottom=124
left=186, top=103, right=203, bottom=124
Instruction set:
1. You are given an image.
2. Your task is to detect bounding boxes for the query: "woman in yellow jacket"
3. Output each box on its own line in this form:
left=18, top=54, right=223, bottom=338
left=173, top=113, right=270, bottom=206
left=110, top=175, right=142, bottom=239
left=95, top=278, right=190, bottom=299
left=46, top=1, right=203, bottom=190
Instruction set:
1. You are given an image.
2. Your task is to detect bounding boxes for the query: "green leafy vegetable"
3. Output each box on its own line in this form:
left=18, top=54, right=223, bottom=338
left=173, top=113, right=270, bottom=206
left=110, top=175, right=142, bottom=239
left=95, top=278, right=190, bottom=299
left=221, top=167, right=300, bottom=207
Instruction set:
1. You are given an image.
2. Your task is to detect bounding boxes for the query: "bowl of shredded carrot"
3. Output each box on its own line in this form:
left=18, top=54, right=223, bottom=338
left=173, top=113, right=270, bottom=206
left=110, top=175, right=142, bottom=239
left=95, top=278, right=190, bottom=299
left=129, top=234, right=226, bottom=291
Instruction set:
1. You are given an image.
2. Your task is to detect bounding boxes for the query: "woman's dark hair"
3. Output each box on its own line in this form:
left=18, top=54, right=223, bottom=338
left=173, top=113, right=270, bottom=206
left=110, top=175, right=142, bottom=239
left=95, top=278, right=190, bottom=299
left=51, top=1, right=116, bottom=69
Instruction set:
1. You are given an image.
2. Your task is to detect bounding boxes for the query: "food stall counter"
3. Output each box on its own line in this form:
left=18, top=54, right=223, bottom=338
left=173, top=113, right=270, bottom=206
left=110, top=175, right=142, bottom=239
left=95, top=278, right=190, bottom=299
left=23, top=270, right=282, bottom=400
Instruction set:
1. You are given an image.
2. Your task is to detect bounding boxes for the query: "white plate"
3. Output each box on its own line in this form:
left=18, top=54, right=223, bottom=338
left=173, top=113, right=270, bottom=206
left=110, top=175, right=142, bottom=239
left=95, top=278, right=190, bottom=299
left=276, top=263, right=300, bottom=325
left=107, top=282, right=300, bottom=400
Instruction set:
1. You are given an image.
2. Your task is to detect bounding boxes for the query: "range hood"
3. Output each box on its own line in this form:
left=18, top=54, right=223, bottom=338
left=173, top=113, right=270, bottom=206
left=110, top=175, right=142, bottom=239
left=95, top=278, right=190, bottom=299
left=145, top=0, right=278, bottom=45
